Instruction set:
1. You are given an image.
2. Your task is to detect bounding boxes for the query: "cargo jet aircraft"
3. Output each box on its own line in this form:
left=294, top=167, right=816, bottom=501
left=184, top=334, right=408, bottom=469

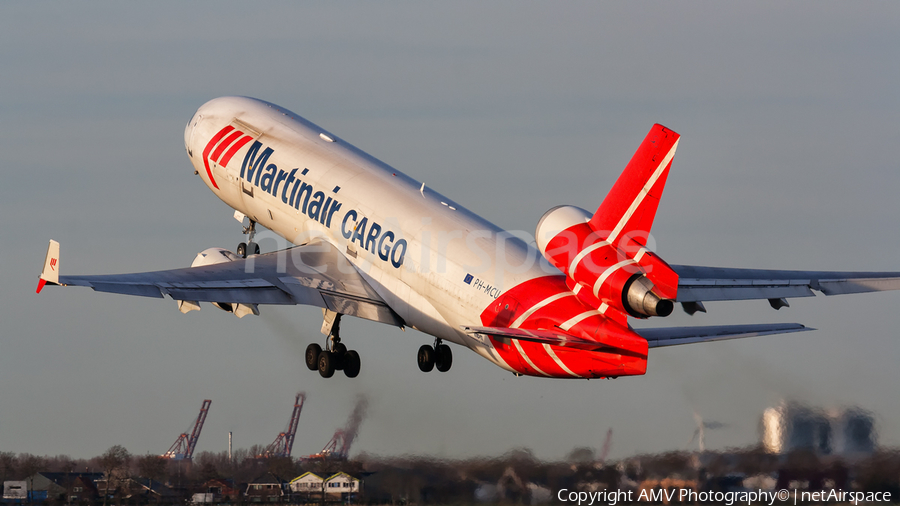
left=36, top=97, right=900, bottom=379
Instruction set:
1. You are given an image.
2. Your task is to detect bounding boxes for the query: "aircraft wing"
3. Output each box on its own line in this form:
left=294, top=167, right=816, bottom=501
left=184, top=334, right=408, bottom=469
left=673, top=264, right=900, bottom=304
left=36, top=239, right=404, bottom=326
left=462, top=323, right=810, bottom=351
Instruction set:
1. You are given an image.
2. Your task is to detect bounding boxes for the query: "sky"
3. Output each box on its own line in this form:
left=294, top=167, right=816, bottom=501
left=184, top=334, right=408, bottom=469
left=2, top=2, right=900, bottom=462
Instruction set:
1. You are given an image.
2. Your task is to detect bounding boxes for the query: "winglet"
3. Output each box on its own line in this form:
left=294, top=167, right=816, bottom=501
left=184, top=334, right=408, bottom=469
left=37, top=240, right=60, bottom=293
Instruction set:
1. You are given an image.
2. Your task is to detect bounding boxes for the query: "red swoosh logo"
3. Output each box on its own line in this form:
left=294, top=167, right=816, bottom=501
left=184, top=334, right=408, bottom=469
left=202, top=126, right=235, bottom=189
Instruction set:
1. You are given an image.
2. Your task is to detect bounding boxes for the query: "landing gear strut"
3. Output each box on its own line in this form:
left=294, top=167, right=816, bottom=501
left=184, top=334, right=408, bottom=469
left=418, top=338, right=452, bottom=373
left=236, top=220, right=260, bottom=258
left=306, top=311, right=360, bottom=379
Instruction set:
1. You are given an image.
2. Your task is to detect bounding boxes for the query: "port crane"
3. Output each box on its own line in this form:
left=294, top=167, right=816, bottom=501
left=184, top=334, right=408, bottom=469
left=162, top=399, right=211, bottom=460
left=262, top=392, right=306, bottom=458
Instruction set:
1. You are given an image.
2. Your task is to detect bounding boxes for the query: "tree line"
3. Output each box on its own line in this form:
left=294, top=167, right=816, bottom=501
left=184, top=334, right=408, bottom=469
left=2, top=444, right=899, bottom=504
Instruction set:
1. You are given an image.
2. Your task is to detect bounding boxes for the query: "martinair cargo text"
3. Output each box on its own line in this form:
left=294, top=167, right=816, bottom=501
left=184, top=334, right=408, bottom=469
left=36, top=97, right=900, bottom=379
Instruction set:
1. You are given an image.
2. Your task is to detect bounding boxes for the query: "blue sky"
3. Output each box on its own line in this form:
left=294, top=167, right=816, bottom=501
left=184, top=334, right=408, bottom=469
left=2, top=2, right=900, bottom=461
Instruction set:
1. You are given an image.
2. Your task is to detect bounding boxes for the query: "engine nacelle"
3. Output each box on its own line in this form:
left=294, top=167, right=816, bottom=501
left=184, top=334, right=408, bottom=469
left=535, top=206, right=677, bottom=318
left=535, top=205, right=594, bottom=256
left=178, top=248, right=259, bottom=318
left=191, top=247, right=241, bottom=266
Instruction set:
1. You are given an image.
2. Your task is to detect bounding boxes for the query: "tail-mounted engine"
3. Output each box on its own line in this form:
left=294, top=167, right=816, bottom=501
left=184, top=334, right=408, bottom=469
left=623, top=274, right=673, bottom=318
left=177, top=247, right=259, bottom=318
left=535, top=205, right=678, bottom=319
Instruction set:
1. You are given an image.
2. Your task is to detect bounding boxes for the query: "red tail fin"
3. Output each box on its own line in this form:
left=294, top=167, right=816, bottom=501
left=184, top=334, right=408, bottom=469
left=589, top=124, right=679, bottom=245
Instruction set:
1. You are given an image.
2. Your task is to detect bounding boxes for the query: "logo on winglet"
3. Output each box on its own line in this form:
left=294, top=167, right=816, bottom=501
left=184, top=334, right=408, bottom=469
left=50, top=258, right=57, bottom=271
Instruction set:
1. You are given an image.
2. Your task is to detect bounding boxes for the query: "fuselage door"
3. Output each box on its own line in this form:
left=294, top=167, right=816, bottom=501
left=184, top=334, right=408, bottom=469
left=227, top=119, right=264, bottom=200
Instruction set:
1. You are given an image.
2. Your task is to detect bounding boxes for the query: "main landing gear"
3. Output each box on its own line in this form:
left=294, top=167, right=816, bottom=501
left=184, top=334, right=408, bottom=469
left=236, top=219, right=260, bottom=259
left=417, top=339, right=452, bottom=373
left=306, top=311, right=361, bottom=379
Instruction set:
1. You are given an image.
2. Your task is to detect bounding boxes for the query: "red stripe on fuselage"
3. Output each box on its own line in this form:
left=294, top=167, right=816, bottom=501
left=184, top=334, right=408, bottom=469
left=202, top=126, right=235, bottom=190
left=481, top=276, right=582, bottom=377
left=218, top=135, right=253, bottom=168
left=211, top=130, right=244, bottom=163
left=479, top=275, right=648, bottom=378
left=518, top=339, right=569, bottom=377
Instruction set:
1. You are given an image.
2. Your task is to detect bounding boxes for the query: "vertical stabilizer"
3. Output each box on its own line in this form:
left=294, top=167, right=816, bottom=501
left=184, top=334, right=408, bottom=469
left=589, top=124, right=679, bottom=245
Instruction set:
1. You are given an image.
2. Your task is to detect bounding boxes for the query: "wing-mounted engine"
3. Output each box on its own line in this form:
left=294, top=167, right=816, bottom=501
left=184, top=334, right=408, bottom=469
left=178, top=248, right=259, bottom=318
left=534, top=124, right=681, bottom=320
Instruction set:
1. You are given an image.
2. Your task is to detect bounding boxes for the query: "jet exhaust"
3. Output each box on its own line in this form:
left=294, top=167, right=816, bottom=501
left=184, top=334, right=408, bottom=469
left=623, top=274, right=673, bottom=318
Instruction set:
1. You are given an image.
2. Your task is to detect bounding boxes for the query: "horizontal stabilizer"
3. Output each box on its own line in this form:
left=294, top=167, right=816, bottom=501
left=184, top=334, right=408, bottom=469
left=636, top=323, right=812, bottom=348
left=674, top=264, right=900, bottom=302
left=461, top=325, right=607, bottom=351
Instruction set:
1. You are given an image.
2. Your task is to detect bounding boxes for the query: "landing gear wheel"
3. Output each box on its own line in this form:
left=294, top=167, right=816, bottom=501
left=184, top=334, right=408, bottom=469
left=305, top=343, right=322, bottom=371
left=317, top=351, right=335, bottom=378
left=435, top=344, right=453, bottom=372
left=417, top=345, right=435, bottom=372
left=331, top=342, right=347, bottom=370
left=240, top=220, right=258, bottom=257
left=343, top=350, right=361, bottom=378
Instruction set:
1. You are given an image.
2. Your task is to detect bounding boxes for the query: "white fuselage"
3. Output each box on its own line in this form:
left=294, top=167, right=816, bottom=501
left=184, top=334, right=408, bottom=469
left=184, top=96, right=556, bottom=372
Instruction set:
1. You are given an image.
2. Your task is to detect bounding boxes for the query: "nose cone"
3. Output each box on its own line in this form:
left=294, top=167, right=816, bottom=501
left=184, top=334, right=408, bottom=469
left=184, top=112, right=201, bottom=157
left=183, top=120, right=192, bottom=155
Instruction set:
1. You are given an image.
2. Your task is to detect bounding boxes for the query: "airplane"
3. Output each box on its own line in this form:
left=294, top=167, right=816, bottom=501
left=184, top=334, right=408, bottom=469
left=35, top=96, right=900, bottom=380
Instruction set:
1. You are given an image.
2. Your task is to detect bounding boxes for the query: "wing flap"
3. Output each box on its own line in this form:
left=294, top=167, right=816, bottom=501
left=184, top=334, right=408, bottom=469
left=90, top=282, right=165, bottom=298
left=322, top=293, right=400, bottom=324
left=636, top=323, right=812, bottom=348
left=165, top=287, right=295, bottom=305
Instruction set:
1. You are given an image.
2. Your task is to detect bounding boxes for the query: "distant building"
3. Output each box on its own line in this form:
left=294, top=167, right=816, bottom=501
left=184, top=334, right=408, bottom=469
left=761, top=402, right=876, bottom=456
left=192, top=492, right=215, bottom=504
left=94, top=477, right=177, bottom=503
left=67, top=476, right=100, bottom=503
left=2, top=481, right=27, bottom=501
left=323, top=472, right=361, bottom=502
left=13, top=472, right=104, bottom=503
left=289, top=472, right=324, bottom=501
left=245, top=473, right=285, bottom=503
left=201, top=478, right=240, bottom=502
